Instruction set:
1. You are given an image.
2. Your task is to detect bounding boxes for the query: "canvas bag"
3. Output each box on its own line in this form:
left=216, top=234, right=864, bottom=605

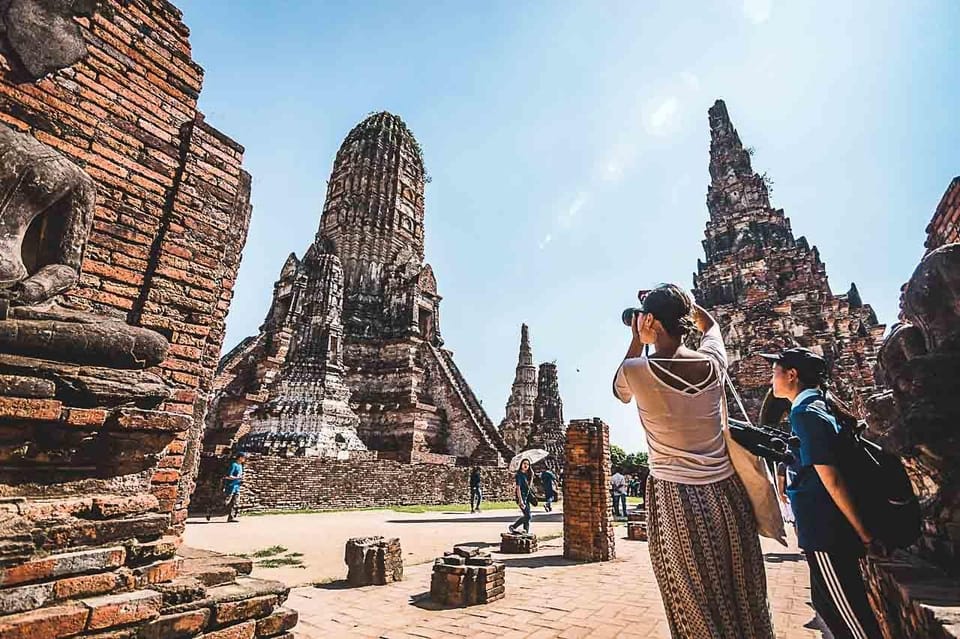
left=720, top=372, right=787, bottom=546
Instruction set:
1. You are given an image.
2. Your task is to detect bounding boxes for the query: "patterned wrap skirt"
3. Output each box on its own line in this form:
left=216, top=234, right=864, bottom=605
left=646, top=473, right=775, bottom=639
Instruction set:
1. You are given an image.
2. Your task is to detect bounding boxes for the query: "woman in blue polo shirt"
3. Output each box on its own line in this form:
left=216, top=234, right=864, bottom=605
left=765, top=348, right=882, bottom=639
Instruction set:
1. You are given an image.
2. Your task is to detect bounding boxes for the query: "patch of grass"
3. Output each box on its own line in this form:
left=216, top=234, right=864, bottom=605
left=250, top=545, right=287, bottom=558
left=256, top=556, right=306, bottom=569
left=391, top=500, right=520, bottom=514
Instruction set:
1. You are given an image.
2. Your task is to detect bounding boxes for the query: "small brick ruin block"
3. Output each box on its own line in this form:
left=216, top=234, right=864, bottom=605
left=627, top=509, right=648, bottom=541
left=429, top=546, right=504, bottom=607
left=499, top=532, right=538, bottom=554
left=344, top=536, right=403, bottom=586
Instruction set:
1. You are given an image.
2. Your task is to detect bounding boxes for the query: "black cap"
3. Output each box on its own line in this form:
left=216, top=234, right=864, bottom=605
left=759, top=347, right=827, bottom=379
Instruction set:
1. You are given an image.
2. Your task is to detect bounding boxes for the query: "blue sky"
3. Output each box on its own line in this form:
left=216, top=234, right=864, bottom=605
left=179, top=0, right=959, bottom=454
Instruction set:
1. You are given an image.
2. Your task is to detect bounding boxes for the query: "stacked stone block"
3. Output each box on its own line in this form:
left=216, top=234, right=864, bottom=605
left=563, top=419, right=616, bottom=562
left=500, top=532, right=538, bottom=554
left=627, top=509, right=648, bottom=541
left=429, top=546, right=505, bottom=607
left=344, top=536, right=403, bottom=587
left=693, top=100, right=885, bottom=421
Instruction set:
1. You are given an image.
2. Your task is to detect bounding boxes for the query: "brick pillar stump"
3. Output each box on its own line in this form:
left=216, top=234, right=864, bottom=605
left=500, top=532, right=538, bottom=554
left=627, top=509, right=648, bottom=541
left=344, top=536, right=403, bottom=586
left=563, top=418, right=615, bottom=561
left=430, top=546, right=505, bottom=606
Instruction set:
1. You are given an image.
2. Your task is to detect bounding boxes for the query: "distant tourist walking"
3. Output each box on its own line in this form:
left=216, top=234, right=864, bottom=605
left=508, top=459, right=534, bottom=534
left=470, top=465, right=483, bottom=513
left=614, top=284, right=775, bottom=639
left=539, top=468, right=558, bottom=512
left=611, top=468, right=627, bottom=518
left=766, top=347, right=883, bottom=639
left=222, top=452, right=245, bottom=523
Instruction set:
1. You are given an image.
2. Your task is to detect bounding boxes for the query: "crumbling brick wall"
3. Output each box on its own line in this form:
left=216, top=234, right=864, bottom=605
left=191, top=454, right=516, bottom=514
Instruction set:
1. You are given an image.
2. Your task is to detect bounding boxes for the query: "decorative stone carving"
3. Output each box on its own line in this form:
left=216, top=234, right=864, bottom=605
left=0, top=0, right=97, bottom=79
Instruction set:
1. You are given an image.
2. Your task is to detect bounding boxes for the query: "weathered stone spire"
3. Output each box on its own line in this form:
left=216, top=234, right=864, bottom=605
left=693, top=99, right=885, bottom=421
left=528, top=361, right=566, bottom=473
left=499, top=324, right=538, bottom=452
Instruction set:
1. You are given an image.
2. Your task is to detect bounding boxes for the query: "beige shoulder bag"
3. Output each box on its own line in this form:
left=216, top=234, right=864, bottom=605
left=720, top=372, right=788, bottom=546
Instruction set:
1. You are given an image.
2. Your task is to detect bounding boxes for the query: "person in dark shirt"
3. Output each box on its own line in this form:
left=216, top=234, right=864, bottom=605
left=469, top=466, right=482, bottom=513
left=764, top=348, right=882, bottom=639
left=509, top=459, right=534, bottom=534
left=539, top=469, right=557, bottom=512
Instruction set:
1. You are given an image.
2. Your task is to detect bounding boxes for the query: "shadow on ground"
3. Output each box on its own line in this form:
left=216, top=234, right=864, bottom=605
left=498, top=554, right=580, bottom=569
left=313, top=579, right=352, bottom=590
left=387, top=513, right=564, bottom=524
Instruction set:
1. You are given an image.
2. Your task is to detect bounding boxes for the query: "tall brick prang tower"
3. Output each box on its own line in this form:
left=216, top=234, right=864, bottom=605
left=204, top=112, right=512, bottom=470
left=499, top=324, right=538, bottom=452
left=693, top=100, right=886, bottom=420
left=318, top=112, right=428, bottom=339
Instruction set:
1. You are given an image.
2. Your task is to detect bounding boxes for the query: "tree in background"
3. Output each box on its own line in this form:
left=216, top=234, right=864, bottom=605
left=610, top=444, right=627, bottom=470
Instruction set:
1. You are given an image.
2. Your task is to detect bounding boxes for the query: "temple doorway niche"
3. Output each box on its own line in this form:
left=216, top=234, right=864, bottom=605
left=418, top=306, right=434, bottom=341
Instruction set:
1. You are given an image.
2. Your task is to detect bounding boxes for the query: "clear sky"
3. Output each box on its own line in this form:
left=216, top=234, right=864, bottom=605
left=178, top=0, right=958, bottom=454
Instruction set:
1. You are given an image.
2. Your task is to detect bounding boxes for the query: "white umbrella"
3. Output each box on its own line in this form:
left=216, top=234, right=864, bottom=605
left=508, top=448, right=549, bottom=472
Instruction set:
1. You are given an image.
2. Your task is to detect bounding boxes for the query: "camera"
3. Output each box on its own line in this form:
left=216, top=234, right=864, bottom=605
left=621, top=307, right=642, bottom=327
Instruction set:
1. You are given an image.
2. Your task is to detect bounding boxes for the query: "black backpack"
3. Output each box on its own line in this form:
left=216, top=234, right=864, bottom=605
left=761, top=388, right=922, bottom=549
left=827, top=399, right=922, bottom=549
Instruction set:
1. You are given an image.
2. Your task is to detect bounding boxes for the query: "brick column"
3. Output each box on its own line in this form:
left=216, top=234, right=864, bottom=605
left=562, top=418, right=615, bottom=561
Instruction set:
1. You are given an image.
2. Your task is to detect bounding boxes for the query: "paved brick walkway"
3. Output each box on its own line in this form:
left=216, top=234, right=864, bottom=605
left=288, top=532, right=830, bottom=638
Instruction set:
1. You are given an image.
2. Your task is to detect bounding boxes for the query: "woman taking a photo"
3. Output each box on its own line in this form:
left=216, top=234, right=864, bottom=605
left=613, top=284, right=774, bottom=639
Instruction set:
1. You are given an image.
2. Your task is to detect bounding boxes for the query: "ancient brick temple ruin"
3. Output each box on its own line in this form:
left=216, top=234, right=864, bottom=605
left=0, top=1, right=296, bottom=637
left=859, top=177, right=960, bottom=639
left=193, top=112, right=517, bottom=512
left=692, top=100, right=886, bottom=420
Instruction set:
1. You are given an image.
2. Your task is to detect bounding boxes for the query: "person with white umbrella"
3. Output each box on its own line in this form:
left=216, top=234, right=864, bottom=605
left=507, top=449, right=547, bottom=534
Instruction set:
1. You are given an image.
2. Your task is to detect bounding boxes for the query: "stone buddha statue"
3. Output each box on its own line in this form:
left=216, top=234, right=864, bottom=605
left=0, top=124, right=168, bottom=377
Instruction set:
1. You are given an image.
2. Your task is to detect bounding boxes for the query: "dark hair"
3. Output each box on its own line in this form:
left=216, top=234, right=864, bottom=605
left=642, top=284, right=696, bottom=339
